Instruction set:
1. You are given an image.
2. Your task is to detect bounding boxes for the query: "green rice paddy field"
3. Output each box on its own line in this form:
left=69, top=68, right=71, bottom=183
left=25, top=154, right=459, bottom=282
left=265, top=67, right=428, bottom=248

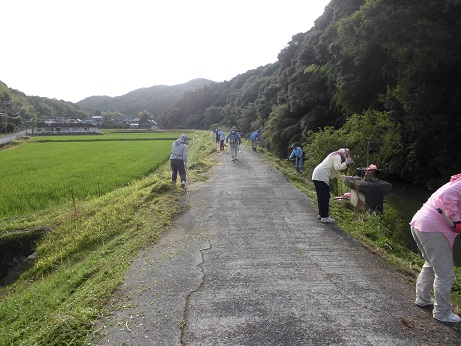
left=0, top=132, right=184, bottom=219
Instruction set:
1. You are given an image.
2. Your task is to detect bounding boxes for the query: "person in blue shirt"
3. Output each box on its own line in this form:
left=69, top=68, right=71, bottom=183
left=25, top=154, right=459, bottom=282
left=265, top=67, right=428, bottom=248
left=249, top=130, right=262, bottom=151
left=288, top=143, right=303, bottom=173
left=218, top=130, right=225, bottom=151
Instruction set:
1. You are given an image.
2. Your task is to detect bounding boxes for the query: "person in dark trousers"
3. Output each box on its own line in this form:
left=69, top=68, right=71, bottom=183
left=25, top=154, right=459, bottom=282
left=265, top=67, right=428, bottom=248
left=170, top=134, right=189, bottom=190
left=312, top=148, right=353, bottom=223
left=288, top=143, right=304, bottom=173
left=410, top=173, right=461, bottom=323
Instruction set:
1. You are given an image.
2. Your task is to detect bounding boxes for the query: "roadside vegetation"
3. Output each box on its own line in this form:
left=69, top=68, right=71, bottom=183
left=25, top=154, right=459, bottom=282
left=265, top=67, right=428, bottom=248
left=0, top=131, right=460, bottom=345
left=0, top=130, right=215, bottom=346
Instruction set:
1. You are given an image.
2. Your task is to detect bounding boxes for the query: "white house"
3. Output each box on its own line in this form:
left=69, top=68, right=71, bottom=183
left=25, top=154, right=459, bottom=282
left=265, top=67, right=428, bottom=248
left=88, top=115, right=104, bottom=125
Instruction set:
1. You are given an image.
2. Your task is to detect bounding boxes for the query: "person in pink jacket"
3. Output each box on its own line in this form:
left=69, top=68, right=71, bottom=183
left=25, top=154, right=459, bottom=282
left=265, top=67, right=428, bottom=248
left=410, top=173, right=461, bottom=323
left=312, top=148, right=354, bottom=223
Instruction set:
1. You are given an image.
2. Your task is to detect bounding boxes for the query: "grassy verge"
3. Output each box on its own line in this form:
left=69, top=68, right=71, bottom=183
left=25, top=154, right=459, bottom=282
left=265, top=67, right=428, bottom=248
left=0, top=130, right=217, bottom=346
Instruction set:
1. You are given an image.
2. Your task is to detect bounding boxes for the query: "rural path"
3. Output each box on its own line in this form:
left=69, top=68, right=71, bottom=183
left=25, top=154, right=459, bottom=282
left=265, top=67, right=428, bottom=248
left=0, top=130, right=27, bottom=145
left=94, top=143, right=461, bottom=345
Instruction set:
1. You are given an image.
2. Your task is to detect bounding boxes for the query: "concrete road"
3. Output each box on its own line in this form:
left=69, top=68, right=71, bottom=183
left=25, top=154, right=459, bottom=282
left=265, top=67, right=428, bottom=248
left=0, top=130, right=27, bottom=145
left=94, top=144, right=461, bottom=345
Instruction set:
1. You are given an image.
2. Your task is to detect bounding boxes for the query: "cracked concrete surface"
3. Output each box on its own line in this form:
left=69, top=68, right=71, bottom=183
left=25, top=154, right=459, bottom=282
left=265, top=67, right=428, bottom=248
left=94, top=144, right=461, bottom=345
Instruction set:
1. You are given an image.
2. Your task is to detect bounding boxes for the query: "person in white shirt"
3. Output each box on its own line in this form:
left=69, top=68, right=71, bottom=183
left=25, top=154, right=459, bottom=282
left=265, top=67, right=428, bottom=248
left=312, top=148, right=353, bottom=223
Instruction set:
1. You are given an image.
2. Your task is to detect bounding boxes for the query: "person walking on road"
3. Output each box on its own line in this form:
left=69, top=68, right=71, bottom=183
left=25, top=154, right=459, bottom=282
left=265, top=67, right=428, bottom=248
left=249, top=130, right=262, bottom=151
left=219, top=130, right=225, bottom=151
left=170, top=134, right=189, bottom=190
left=410, top=173, right=461, bottom=323
left=226, top=126, right=242, bottom=161
left=288, top=143, right=304, bottom=173
left=312, top=148, right=354, bottom=223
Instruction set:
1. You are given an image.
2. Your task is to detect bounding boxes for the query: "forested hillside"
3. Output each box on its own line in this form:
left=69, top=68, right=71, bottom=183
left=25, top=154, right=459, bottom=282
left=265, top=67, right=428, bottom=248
left=0, top=78, right=215, bottom=132
left=156, top=0, right=461, bottom=189
left=76, top=78, right=215, bottom=117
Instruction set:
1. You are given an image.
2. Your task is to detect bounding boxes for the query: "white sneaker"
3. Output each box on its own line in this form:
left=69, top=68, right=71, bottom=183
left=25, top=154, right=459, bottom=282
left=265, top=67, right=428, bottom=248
left=434, top=313, right=461, bottom=323
left=320, top=216, right=335, bottom=223
left=415, top=296, right=434, bottom=307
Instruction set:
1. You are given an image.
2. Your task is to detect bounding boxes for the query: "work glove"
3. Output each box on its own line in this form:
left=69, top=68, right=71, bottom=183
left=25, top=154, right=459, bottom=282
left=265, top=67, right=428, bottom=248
left=453, top=221, right=461, bottom=233
left=345, top=158, right=354, bottom=166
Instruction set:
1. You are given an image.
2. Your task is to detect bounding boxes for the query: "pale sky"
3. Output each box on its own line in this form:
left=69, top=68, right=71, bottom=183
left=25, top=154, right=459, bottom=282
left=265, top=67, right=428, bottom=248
left=1, top=0, right=331, bottom=103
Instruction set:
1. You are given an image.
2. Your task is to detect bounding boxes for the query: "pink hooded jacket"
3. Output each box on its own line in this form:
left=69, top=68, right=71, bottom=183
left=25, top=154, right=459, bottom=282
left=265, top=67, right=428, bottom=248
left=410, top=174, right=461, bottom=249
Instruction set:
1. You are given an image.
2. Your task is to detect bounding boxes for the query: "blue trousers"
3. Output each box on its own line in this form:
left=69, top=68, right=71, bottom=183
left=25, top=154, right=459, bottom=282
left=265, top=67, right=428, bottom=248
left=294, top=157, right=303, bottom=172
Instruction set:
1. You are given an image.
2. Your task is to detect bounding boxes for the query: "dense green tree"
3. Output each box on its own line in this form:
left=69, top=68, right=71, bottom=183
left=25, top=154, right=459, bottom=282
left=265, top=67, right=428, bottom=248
left=305, top=110, right=402, bottom=176
left=263, top=104, right=301, bottom=156
left=101, top=111, right=127, bottom=128
left=202, top=106, right=223, bottom=130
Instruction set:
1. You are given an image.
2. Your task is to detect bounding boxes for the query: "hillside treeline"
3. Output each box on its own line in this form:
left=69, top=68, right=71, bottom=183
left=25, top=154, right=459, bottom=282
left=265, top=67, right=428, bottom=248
left=157, top=0, right=461, bottom=189
left=0, top=82, right=89, bottom=133
left=0, top=79, right=215, bottom=132
left=75, top=79, right=214, bottom=116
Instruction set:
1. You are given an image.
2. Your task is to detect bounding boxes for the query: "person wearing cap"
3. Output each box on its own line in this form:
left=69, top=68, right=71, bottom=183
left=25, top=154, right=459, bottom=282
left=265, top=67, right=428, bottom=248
left=288, top=143, right=303, bottom=173
left=226, top=126, right=242, bottom=161
left=312, top=148, right=354, bottom=223
left=410, top=173, right=461, bottom=323
left=249, top=130, right=262, bottom=151
left=170, top=134, right=189, bottom=189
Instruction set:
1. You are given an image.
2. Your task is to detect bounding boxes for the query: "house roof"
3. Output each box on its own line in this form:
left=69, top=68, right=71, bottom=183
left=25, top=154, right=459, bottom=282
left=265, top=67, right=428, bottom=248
left=37, top=122, right=99, bottom=128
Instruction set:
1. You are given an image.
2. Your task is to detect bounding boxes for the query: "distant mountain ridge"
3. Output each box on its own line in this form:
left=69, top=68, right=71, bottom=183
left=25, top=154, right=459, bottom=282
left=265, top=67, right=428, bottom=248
left=76, top=78, right=215, bottom=116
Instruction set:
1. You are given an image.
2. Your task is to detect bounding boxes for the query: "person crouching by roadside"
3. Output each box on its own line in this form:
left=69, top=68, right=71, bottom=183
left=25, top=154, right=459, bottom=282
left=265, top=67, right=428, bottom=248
left=226, top=126, right=242, bottom=161
left=249, top=130, right=261, bottom=151
left=170, top=134, right=189, bottom=189
left=288, top=143, right=303, bottom=173
left=410, top=173, right=461, bottom=323
left=312, top=148, right=354, bottom=223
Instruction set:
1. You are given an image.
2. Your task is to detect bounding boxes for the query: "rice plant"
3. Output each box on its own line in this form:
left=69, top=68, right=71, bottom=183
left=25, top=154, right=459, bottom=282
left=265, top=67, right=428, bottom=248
left=0, top=134, right=179, bottom=219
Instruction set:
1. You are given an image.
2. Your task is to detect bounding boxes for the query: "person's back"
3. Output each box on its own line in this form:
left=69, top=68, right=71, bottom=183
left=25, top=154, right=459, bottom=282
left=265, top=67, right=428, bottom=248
left=170, top=134, right=189, bottom=190
left=249, top=131, right=260, bottom=141
left=170, top=138, right=188, bottom=162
